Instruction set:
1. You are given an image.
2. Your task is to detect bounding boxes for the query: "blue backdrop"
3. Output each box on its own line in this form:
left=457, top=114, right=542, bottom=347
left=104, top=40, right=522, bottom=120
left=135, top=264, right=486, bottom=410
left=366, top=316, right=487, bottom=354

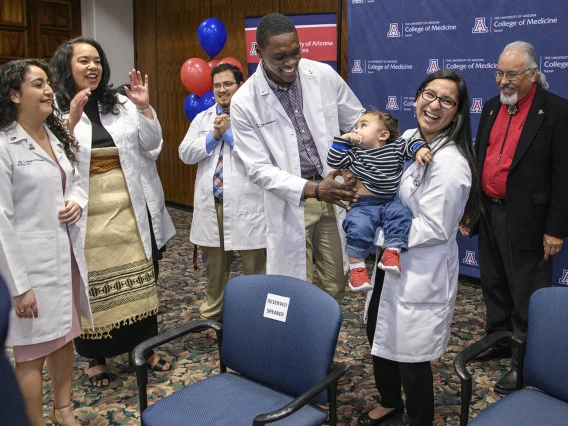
left=347, top=0, right=568, bottom=286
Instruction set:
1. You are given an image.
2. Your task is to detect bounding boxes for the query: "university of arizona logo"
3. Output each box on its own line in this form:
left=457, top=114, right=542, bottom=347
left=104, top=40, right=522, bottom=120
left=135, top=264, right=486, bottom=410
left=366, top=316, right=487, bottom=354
left=387, top=23, right=401, bottom=37
left=386, top=96, right=399, bottom=110
left=250, top=42, right=257, bottom=56
left=352, top=60, right=363, bottom=73
left=427, top=59, right=439, bottom=74
left=560, top=269, right=568, bottom=285
left=463, top=250, right=478, bottom=266
left=472, top=18, right=489, bottom=33
left=470, top=98, right=483, bottom=113
left=352, top=0, right=364, bottom=4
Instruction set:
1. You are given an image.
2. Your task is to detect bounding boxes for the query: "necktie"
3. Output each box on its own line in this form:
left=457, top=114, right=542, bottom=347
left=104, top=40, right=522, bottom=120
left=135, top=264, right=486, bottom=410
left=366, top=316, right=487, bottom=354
left=212, top=141, right=224, bottom=199
left=212, top=110, right=229, bottom=200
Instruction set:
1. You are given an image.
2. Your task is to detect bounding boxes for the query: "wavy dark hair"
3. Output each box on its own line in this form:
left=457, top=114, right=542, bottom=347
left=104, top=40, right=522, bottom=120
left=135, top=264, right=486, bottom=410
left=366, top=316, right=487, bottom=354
left=414, top=69, right=481, bottom=225
left=0, top=59, right=79, bottom=162
left=50, top=37, right=121, bottom=115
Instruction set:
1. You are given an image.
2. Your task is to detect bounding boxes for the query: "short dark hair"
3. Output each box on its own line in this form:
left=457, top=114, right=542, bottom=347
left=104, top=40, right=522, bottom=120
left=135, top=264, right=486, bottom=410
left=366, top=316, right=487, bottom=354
left=256, top=13, right=296, bottom=49
left=364, top=108, right=399, bottom=144
left=211, top=63, right=244, bottom=84
left=0, top=58, right=79, bottom=162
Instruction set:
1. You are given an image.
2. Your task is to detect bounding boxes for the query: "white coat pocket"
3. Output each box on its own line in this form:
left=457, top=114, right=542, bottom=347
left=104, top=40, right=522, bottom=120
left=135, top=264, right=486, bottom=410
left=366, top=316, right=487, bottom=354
left=395, top=247, right=449, bottom=305
left=19, top=230, right=58, bottom=288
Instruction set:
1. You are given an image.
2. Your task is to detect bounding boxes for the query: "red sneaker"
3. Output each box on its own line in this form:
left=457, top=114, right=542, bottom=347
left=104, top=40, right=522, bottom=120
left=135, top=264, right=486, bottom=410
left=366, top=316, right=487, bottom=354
left=348, top=267, right=373, bottom=292
left=378, top=249, right=401, bottom=277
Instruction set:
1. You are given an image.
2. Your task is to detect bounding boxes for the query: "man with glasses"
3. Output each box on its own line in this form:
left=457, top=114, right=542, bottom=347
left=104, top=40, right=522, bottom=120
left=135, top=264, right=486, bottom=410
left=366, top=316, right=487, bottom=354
left=179, top=63, right=266, bottom=321
left=468, top=41, right=568, bottom=394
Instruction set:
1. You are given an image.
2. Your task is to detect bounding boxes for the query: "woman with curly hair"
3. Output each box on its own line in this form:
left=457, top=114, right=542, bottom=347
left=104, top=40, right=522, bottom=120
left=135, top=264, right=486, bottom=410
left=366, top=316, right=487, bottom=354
left=50, top=37, right=170, bottom=388
left=0, top=59, right=92, bottom=425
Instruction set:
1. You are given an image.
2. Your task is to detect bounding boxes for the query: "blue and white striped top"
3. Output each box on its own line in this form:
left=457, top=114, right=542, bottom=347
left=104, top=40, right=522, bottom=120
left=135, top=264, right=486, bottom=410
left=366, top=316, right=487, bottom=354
left=327, top=136, right=427, bottom=197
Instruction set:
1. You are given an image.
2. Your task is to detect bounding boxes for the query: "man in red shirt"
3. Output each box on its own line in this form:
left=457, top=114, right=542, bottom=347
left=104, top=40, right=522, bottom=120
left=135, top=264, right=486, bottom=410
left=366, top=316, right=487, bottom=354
left=470, top=41, right=568, bottom=394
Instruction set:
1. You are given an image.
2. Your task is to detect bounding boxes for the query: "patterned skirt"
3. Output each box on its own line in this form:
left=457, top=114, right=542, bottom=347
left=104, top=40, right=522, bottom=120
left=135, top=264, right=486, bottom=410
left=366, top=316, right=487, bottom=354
left=75, top=147, right=158, bottom=358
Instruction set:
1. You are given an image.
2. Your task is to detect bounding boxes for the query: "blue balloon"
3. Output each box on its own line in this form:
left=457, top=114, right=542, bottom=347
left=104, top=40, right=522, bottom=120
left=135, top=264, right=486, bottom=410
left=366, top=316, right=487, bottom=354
left=198, top=90, right=216, bottom=113
left=183, top=93, right=201, bottom=121
left=197, top=18, right=227, bottom=58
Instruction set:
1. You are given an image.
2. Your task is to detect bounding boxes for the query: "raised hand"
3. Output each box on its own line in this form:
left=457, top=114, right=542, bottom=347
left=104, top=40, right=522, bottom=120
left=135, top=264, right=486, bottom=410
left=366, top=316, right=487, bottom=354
left=124, top=69, right=150, bottom=110
left=67, top=88, right=91, bottom=134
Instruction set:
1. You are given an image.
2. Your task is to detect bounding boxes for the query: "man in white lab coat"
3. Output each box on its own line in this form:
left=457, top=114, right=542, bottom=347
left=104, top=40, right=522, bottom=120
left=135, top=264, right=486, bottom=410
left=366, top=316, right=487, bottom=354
left=231, top=13, right=364, bottom=300
left=179, top=64, right=266, bottom=320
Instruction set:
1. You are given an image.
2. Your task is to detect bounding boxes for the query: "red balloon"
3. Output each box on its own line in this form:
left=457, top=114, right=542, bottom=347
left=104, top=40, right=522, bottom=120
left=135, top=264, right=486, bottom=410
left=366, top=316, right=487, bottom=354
left=180, top=58, right=212, bottom=96
left=207, top=60, right=219, bottom=72
left=218, top=57, right=245, bottom=75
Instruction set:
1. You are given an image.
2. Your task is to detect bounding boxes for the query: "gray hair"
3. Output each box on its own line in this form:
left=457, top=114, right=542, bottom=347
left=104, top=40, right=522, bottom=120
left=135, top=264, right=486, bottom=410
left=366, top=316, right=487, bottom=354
left=503, top=41, right=548, bottom=90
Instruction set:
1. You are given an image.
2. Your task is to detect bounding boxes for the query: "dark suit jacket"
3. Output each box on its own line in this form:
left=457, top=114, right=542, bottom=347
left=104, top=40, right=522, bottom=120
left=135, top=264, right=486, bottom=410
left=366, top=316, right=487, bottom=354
left=472, top=85, right=568, bottom=250
left=0, top=274, right=31, bottom=425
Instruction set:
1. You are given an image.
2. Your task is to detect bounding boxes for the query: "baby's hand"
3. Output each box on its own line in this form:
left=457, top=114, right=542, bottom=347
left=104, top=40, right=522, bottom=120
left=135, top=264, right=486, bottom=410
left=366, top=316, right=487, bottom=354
left=415, top=147, right=433, bottom=166
left=341, top=132, right=363, bottom=145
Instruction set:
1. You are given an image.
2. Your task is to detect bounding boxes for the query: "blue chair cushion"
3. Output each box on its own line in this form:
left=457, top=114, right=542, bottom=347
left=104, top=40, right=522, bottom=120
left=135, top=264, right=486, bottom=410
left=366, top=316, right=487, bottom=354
left=469, top=388, right=568, bottom=425
left=142, top=372, right=328, bottom=426
left=524, top=287, right=568, bottom=401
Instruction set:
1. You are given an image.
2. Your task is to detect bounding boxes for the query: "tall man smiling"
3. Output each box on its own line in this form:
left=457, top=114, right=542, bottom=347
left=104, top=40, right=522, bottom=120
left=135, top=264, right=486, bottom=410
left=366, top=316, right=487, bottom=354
left=469, top=41, right=568, bottom=394
left=231, top=13, right=364, bottom=300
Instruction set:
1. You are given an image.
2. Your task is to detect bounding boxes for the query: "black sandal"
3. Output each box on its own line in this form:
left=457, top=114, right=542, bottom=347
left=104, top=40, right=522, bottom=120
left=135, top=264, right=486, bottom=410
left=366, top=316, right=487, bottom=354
left=87, top=358, right=110, bottom=387
left=147, top=356, right=171, bottom=372
left=128, top=352, right=171, bottom=372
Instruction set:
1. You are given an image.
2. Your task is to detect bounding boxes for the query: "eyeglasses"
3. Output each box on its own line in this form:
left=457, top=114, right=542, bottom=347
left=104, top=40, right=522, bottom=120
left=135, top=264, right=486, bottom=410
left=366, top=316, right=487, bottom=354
left=420, top=89, right=458, bottom=110
left=213, top=81, right=237, bottom=90
left=494, top=68, right=534, bottom=81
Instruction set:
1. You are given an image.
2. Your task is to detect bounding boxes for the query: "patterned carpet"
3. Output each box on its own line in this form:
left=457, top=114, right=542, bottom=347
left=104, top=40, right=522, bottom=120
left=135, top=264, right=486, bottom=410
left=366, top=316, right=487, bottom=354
left=8, top=207, right=511, bottom=425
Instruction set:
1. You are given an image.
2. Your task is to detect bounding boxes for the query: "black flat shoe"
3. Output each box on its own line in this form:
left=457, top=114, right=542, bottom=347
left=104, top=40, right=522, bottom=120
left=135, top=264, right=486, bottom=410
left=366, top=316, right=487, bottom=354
left=357, top=400, right=404, bottom=426
left=494, top=368, right=518, bottom=395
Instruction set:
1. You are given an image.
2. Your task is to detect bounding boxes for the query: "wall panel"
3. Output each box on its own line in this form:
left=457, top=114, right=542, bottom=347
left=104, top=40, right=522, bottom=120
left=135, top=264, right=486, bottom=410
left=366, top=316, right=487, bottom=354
left=0, top=0, right=80, bottom=65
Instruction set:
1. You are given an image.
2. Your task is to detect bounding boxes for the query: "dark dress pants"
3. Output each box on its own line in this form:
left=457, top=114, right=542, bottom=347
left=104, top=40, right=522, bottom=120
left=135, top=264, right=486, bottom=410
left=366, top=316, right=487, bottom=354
left=478, top=202, right=552, bottom=368
left=367, top=267, right=435, bottom=426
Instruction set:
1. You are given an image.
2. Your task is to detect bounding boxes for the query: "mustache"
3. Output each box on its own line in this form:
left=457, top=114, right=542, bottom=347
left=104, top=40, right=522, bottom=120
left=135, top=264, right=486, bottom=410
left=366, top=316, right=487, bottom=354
left=499, top=84, right=516, bottom=91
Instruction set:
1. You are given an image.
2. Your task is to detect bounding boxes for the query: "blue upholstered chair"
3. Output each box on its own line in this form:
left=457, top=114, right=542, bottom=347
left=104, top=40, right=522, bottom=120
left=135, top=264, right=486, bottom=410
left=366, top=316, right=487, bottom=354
left=453, top=287, right=568, bottom=425
left=133, top=274, right=345, bottom=426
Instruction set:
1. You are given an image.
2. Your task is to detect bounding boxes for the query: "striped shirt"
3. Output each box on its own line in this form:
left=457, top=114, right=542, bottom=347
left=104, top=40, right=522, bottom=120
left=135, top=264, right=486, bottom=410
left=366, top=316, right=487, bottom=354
left=327, top=136, right=427, bottom=197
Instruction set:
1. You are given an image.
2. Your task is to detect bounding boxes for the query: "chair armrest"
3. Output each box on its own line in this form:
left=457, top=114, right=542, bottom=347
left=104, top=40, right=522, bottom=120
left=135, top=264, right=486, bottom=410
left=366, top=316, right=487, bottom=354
left=134, top=319, right=223, bottom=417
left=453, top=331, right=513, bottom=426
left=252, top=362, right=346, bottom=426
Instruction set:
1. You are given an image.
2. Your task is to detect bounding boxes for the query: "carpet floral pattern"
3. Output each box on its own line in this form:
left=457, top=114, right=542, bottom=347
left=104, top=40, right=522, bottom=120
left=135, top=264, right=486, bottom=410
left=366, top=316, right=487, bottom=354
left=7, top=207, right=511, bottom=425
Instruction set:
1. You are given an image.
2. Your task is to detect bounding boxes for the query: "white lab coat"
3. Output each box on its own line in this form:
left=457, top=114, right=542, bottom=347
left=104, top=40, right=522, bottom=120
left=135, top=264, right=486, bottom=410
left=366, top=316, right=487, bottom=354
left=179, top=104, right=266, bottom=250
left=0, top=123, right=93, bottom=346
left=67, top=94, right=162, bottom=259
left=370, top=129, right=472, bottom=362
left=231, top=59, right=364, bottom=278
left=141, top=141, right=176, bottom=249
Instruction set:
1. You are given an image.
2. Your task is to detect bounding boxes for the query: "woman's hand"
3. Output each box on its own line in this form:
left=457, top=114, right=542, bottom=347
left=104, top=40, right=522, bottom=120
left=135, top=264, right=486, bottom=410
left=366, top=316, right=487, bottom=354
left=124, top=69, right=150, bottom=110
left=59, top=200, right=82, bottom=225
left=459, top=216, right=470, bottom=236
left=67, top=88, right=91, bottom=134
left=13, top=289, right=38, bottom=319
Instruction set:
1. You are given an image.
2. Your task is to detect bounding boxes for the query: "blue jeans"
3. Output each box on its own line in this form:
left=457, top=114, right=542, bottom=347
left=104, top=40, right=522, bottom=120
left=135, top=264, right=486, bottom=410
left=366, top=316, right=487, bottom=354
left=342, top=195, right=412, bottom=259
